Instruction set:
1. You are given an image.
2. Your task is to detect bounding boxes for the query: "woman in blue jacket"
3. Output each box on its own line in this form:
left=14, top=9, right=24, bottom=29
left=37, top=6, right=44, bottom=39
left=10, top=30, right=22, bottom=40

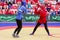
left=12, top=1, right=27, bottom=38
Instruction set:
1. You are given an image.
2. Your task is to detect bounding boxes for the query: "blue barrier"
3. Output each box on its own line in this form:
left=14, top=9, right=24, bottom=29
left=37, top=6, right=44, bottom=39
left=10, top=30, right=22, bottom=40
left=0, top=22, right=60, bottom=27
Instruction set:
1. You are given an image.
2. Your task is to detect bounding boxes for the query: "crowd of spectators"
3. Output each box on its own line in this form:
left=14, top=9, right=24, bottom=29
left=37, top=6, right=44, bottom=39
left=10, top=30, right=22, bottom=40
left=0, top=0, right=60, bottom=16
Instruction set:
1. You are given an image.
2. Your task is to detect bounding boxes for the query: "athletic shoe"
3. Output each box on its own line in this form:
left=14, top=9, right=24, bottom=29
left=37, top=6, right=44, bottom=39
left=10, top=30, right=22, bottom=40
left=30, top=33, right=34, bottom=35
left=48, top=34, right=52, bottom=36
left=12, top=34, right=19, bottom=38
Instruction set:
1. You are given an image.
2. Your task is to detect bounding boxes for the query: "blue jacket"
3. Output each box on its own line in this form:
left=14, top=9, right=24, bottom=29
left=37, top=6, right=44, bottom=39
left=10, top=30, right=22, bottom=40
left=16, top=5, right=27, bottom=20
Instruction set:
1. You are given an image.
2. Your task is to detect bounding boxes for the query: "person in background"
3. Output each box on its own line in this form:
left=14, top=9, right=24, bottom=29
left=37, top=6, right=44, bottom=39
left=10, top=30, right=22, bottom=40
left=57, top=8, right=60, bottom=16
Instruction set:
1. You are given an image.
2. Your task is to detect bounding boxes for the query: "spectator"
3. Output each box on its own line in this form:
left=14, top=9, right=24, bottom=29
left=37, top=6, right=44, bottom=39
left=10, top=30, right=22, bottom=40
left=3, top=2, right=8, bottom=9
left=50, top=9, right=56, bottom=17
left=0, top=9, right=3, bottom=14
left=57, top=8, right=60, bottom=15
left=39, top=0, right=44, bottom=3
left=8, top=2, right=12, bottom=9
left=16, top=0, right=22, bottom=3
left=46, top=3, right=51, bottom=12
left=28, top=1, right=31, bottom=9
left=17, top=1, right=21, bottom=7
left=1, top=0, right=5, bottom=2
left=0, top=1, right=4, bottom=9
left=56, top=0, right=58, bottom=2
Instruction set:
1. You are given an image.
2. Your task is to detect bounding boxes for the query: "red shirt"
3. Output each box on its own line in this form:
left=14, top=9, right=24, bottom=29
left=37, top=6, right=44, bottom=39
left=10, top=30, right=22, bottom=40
left=30, top=0, right=38, bottom=4
left=2, top=9, right=9, bottom=15
left=16, top=0, right=22, bottom=3
left=26, top=0, right=29, bottom=3
left=0, top=2, right=3, bottom=6
left=3, top=2, right=7, bottom=6
left=33, top=0, right=38, bottom=3
left=34, top=6, right=48, bottom=24
left=0, top=10, right=3, bottom=14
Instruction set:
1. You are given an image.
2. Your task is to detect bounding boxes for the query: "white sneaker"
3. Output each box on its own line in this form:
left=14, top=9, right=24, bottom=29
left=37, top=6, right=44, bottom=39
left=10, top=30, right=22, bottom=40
left=15, top=35, right=19, bottom=38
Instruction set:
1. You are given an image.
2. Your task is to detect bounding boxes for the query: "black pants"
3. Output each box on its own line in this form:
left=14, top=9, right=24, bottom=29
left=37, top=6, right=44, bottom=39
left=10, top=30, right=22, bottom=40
left=32, top=22, right=50, bottom=35
left=14, top=19, right=22, bottom=35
